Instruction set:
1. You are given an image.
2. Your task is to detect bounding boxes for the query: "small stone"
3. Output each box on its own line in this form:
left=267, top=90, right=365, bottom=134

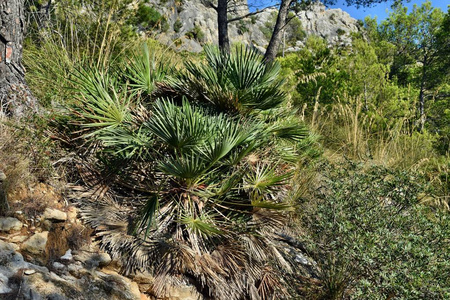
left=67, top=261, right=83, bottom=277
left=22, top=231, right=48, bottom=254
left=10, top=235, right=28, bottom=243
left=61, top=249, right=73, bottom=261
left=43, top=208, right=67, bottom=222
left=53, top=262, right=65, bottom=270
left=0, top=217, right=23, bottom=232
left=24, top=269, right=36, bottom=275
left=96, top=252, right=112, bottom=267
left=74, top=251, right=111, bottom=268
left=294, top=253, right=310, bottom=265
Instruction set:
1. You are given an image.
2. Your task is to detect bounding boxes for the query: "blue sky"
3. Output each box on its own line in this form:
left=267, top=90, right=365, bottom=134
left=329, top=0, right=449, bottom=21
left=248, top=1, right=449, bottom=21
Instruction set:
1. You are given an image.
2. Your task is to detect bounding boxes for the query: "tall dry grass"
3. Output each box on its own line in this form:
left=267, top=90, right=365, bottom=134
left=303, top=94, right=449, bottom=209
left=309, top=95, right=437, bottom=168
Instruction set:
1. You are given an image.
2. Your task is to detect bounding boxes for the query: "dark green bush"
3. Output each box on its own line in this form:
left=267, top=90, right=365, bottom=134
left=336, top=28, right=346, bottom=36
left=237, top=20, right=249, bottom=34
left=134, top=3, right=164, bottom=29
left=173, top=19, right=182, bottom=33
left=300, top=162, right=450, bottom=299
left=185, top=25, right=205, bottom=42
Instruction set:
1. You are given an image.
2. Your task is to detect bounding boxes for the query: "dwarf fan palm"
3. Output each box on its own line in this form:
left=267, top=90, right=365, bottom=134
left=65, top=45, right=311, bottom=300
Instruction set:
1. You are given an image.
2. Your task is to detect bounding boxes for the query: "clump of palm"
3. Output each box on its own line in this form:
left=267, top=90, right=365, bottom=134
left=64, top=45, right=310, bottom=299
left=168, top=45, right=286, bottom=115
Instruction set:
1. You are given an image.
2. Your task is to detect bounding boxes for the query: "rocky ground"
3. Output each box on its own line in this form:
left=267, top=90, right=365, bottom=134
left=0, top=183, right=201, bottom=300
left=0, top=182, right=319, bottom=299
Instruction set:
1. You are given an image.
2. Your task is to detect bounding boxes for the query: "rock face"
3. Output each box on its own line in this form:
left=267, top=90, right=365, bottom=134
left=151, top=0, right=253, bottom=52
left=297, top=2, right=359, bottom=46
left=148, top=0, right=360, bottom=52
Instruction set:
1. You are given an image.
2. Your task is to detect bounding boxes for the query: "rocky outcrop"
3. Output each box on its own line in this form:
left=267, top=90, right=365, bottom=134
left=297, top=2, right=360, bottom=46
left=148, top=0, right=360, bottom=52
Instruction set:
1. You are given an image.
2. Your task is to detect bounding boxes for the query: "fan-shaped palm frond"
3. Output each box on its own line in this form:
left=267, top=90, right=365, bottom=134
left=70, top=67, right=132, bottom=137
left=146, top=99, right=207, bottom=151
left=172, top=45, right=287, bottom=115
left=245, top=163, right=292, bottom=193
left=97, top=126, right=154, bottom=158
left=124, top=42, right=173, bottom=97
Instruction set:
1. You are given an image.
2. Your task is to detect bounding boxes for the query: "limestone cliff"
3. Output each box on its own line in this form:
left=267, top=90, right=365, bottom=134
left=147, top=0, right=361, bottom=52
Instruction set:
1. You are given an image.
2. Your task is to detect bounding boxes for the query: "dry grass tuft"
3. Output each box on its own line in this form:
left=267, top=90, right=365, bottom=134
left=0, top=116, right=34, bottom=198
left=46, top=222, right=93, bottom=264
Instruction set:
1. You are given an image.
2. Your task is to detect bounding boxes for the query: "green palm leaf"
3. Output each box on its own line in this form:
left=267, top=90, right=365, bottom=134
left=158, top=154, right=208, bottom=184
left=245, top=163, right=292, bottom=193
left=124, top=42, right=173, bottom=97
left=146, top=99, right=206, bottom=151
left=71, top=67, right=132, bottom=137
left=174, top=45, right=287, bottom=114
left=134, top=194, right=159, bottom=240
left=180, top=214, right=223, bottom=237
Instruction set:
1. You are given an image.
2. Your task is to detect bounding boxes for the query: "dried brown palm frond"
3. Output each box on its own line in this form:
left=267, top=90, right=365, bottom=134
left=74, top=184, right=300, bottom=300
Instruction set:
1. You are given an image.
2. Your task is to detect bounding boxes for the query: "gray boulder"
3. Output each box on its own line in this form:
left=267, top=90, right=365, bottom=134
left=43, top=208, right=67, bottom=222
left=22, top=231, right=49, bottom=255
left=0, top=217, right=23, bottom=231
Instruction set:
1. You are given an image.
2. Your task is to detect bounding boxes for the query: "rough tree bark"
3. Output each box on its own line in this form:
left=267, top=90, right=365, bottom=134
left=0, top=0, right=36, bottom=117
left=217, top=0, right=230, bottom=52
left=264, top=0, right=293, bottom=63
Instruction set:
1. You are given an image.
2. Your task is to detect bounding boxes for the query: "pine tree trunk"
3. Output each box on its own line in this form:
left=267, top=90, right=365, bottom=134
left=0, top=0, right=36, bottom=117
left=418, top=55, right=428, bottom=132
left=217, top=0, right=230, bottom=53
left=264, top=0, right=292, bottom=62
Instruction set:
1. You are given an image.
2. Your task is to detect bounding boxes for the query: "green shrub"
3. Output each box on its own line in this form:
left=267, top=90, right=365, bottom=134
left=185, top=25, right=205, bottom=42
left=286, top=15, right=306, bottom=45
left=336, top=28, right=346, bottom=36
left=134, top=3, right=164, bottom=29
left=260, top=11, right=278, bottom=40
left=60, top=45, right=312, bottom=300
left=237, top=20, right=249, bottom=34
left=299, top=162, right=450, bottom=299
left=173, top=18, right=182, bottom=33
left=260, top=24, right=273, bottom=40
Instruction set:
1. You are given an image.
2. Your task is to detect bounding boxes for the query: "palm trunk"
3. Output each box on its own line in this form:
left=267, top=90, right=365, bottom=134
left=0, top=0, right=36, bottom=117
